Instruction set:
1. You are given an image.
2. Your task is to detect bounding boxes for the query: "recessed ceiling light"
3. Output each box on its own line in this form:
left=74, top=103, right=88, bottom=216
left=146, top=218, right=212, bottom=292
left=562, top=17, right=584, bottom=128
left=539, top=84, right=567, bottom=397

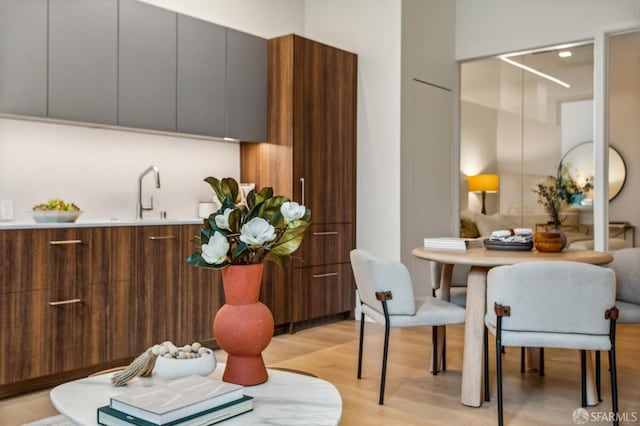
left=499, top=56, right=571, bottom=88
left=558, top=50, right=572, bottom=58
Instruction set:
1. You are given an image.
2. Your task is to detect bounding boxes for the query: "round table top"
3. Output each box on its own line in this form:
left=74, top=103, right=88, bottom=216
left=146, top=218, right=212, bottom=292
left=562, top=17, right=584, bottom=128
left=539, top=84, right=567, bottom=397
left=412, top=246, right=613, bottom=267
left=50, top=363, right=342, bottom=425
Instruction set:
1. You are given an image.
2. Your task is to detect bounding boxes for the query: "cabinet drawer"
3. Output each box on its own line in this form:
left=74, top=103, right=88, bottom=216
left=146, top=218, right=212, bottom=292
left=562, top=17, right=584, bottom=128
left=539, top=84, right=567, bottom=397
left=295, top=223, right=354, bottom=267
left=291, top=263, right=355, bottom=322
left=0, top=284, right=107, bottom=384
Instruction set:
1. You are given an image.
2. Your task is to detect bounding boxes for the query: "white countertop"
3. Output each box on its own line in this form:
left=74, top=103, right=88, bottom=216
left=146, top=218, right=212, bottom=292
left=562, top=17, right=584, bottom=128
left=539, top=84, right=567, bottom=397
left=0, top=217, right=204, bottom=230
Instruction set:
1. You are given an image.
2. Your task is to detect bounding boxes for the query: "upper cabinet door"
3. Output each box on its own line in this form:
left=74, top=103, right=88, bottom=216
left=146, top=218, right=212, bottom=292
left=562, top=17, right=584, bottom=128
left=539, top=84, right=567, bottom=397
left=226, top=29, right=267, bottom=142
left=176, top=15, right=226, bottom=138
left=48, top=0, right=118, bottom=125
left=119, top=0, right=176, bottom=132
left=0, top=0, right=47, bottom=117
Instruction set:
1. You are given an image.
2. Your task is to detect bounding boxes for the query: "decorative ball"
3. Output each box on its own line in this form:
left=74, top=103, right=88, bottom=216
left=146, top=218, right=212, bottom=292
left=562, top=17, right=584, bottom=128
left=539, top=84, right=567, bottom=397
left=154, top=348, right=217, bottom=379
left=533, top=232, right=566, bottom=252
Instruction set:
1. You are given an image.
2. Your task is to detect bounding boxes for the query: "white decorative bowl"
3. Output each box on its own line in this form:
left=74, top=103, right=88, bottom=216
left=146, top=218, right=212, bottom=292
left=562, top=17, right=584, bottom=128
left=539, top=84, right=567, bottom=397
left=31, top=210, right=83, bottom=223
left=154, top=349, right=217, bottom=380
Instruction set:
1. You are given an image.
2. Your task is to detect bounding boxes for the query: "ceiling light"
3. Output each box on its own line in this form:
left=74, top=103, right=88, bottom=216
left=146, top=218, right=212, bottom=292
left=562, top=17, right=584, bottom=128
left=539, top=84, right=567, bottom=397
left=499, top=56, right=571, bottom=88
left=558, top=50, right=572, bottom=58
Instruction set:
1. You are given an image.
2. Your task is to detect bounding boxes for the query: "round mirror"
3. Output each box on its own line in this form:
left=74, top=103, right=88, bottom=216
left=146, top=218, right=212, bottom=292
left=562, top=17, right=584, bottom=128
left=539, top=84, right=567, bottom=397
left=557, top=141, right=626, bottom=205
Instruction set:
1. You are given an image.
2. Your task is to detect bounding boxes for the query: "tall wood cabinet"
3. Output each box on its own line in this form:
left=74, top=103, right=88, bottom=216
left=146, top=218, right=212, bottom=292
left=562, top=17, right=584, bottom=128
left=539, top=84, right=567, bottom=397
left=241, top=34, right=357, bottom=327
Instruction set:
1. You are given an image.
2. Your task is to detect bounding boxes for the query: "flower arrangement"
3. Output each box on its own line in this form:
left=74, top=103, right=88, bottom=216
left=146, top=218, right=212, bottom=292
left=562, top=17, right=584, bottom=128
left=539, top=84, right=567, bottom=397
left=187, top=177, right=311, bottom=269
left=556, top=164, right=593, bottom=205
left=533, top=176, right=566, bottom=228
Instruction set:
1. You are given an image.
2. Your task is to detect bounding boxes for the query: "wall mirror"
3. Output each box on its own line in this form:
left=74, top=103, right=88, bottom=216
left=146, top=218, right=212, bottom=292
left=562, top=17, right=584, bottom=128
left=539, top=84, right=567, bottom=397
left=558, top=141, right=626, bottom=204
left=460, top=42, right=595, bottom=226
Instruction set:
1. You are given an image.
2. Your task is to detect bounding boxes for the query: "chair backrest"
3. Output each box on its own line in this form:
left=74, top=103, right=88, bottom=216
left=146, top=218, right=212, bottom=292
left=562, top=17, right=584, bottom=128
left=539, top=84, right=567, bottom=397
left=607, top=247, right=640, bottom=304
left=486, top=261, right=615, bottom=336
left=350, top=249, right=416, bottom=316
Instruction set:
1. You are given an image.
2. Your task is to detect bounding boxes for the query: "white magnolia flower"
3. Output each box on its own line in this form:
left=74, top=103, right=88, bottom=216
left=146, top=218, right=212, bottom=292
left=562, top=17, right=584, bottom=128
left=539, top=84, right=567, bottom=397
left=214, top=208, right=234, bottom=230
left=201, top=232, right=230, bottom=264
left=280, top=201, right=306, bottom=224
left=240, top=217, right=276, bottom=246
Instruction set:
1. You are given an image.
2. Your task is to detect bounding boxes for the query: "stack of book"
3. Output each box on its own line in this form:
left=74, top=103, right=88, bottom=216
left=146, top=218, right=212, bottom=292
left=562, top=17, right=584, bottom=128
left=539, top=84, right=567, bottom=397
left=423, top=237, right=483, bottom=250
left=97, top=375, right=253, bottom=426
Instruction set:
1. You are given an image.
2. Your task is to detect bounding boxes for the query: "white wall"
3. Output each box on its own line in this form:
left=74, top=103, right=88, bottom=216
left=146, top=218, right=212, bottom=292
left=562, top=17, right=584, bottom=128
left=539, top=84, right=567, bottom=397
left=0, top=118, right=239, bottom=221
left=304, top=0, right=402, bottom=261
left=456, top=0, right=640, bottom=60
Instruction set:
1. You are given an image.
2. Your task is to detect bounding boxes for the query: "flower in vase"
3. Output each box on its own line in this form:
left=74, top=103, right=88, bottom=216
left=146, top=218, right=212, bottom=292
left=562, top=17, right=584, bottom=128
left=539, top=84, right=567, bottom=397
left=187, top=177, right=311, bottom=269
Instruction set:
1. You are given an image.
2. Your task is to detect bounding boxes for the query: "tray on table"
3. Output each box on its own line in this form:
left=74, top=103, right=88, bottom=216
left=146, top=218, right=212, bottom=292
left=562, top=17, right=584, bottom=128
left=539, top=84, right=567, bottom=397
left=483, top=239, right=533, bottom=251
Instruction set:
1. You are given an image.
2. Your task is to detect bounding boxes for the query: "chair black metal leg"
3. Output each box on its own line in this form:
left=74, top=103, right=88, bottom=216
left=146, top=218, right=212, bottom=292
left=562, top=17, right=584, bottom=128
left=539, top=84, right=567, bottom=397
left=379, top=319, right=390, bottom=405
left=580, top=350, right=587, bottom=408
left=596, top=351, right=602, bottom=402
left=484, top=327, right=490, bottom=402
left=539, top=348, right=545, bottom=377
left=610, top=349, right=619, bottom=426
left=357, top=312, right=365, bottom=379
left=431, top=326, right=438, bottom=376
left=442, top=327, right=447, bottom=372
left=496, top=334, right=504, bottom=426
left=520, top=347, right=525, bottom=373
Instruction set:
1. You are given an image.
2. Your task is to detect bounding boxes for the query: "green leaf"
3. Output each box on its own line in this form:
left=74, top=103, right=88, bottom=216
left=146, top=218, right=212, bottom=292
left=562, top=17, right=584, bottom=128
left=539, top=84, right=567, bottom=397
left=228, top=208, right=243, bottom=233
left=233, top=242, right=250, bottom=262
left=255, top=187, right=273, bottom=205
left=204, top=177, right=224, bottom=203
left=221, top=177, right=241, bottom=204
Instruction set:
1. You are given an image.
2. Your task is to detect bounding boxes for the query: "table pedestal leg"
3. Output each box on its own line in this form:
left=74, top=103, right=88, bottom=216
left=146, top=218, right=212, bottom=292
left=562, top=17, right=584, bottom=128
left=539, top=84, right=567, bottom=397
left=430, top=264, right=453, bottom=373
left=461, top=267, right=488, bottom=407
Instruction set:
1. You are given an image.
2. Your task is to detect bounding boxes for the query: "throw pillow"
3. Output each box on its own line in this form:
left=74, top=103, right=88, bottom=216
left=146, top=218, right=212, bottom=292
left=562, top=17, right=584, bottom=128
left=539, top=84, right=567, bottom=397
left=460, top=218, right=480, bottom=238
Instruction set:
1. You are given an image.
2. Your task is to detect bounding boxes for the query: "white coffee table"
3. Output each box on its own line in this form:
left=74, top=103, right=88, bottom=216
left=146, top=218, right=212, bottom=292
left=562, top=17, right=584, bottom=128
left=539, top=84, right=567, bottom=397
left=50, top=364, right=342, bottom=425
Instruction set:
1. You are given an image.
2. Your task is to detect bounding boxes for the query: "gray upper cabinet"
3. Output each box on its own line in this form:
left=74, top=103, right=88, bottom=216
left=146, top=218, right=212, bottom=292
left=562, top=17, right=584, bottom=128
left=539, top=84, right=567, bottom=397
left=0, top=0, right=47, bottom=117
left=119, top=0, right=176, bottom=132
left=177, top=15, right=226, bottom=138
left=226, top=29, right=267, bottom=142
left=48, top=0, right=118, bottom=125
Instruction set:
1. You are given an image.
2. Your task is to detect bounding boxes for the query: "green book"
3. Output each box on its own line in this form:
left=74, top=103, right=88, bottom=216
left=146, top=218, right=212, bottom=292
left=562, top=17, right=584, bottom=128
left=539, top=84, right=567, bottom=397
left=97, top=395, right=253, bottom=426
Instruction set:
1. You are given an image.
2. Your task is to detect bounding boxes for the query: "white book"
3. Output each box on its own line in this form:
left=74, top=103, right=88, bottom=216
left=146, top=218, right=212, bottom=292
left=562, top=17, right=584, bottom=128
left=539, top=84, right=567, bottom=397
left=109, top=376, right=244, bottom=424
left=424, top=237, right=482, bottom=250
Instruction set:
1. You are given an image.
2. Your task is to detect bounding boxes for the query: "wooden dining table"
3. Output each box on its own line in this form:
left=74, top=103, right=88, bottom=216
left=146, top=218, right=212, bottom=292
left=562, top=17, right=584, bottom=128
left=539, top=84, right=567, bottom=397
left=411, top=246, right=613, bottom=408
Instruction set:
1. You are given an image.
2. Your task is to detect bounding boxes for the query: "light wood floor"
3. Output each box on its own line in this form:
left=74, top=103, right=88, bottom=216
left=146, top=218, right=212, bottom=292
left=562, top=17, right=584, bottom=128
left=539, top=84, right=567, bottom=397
left=1, top=320, right=638, bottom=425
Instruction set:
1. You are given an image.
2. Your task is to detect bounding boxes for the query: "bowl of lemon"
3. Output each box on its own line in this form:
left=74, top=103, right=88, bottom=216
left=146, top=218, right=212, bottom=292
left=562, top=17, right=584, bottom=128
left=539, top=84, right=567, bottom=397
left=32, top=198, right=83, bottom=223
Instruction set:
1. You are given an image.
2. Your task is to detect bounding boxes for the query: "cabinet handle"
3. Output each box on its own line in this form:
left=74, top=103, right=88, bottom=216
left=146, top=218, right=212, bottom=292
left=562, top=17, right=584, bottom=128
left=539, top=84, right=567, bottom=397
left=149, top=235, right=175, bottom=240
left=48, top=298, right=82, bottom=306
left=313, top=231, right=338, bottom=236
left=300, top=177, right=305, bottom=205
left=312, top=272, right=338, bottom=279
left=49, top=239, right=82, bottom=245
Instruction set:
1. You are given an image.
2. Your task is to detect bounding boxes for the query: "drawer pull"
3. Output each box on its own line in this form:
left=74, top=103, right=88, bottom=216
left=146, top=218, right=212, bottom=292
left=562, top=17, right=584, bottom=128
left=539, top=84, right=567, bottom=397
left=312, top=272, right=338, bottom=279
left=149, top=235, right=175, bottom=240
left=49, top=239, right=82, bottom=245
left=313, top=231, right=338, bottom=236
left=48, top=298, right=82, bottom=306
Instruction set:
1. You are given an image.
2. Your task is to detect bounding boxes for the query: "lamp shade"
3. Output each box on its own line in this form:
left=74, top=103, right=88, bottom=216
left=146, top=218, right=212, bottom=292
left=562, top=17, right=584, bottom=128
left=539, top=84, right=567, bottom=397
left=468, top=174, right=499, bottom=193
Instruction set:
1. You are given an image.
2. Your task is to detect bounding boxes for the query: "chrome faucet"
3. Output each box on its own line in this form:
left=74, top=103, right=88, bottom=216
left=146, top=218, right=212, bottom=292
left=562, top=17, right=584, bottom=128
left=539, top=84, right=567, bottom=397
left=136, top=165, right=161, bottom=219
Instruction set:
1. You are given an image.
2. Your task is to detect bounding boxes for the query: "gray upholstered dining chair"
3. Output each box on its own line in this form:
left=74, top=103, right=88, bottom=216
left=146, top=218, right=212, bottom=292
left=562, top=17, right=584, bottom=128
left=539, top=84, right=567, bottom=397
left=594, top=248, right=640, bottom=400
left=350, top=249, right=466, bottom=405
left=484, top=261, right=619, bottom=426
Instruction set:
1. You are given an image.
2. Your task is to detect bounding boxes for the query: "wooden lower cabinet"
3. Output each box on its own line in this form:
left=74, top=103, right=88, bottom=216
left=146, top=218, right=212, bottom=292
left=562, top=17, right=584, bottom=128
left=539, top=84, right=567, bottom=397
left=0, top=283, right=108, bottom=384
left=2, top=221, right=350, bottom=398
left=291, top=263, right=355, bottom=323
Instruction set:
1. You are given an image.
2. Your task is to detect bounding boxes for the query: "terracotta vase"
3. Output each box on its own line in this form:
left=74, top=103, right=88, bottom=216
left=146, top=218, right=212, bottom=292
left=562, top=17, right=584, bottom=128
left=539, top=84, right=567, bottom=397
left=214, top=263, right=274, bottom=385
